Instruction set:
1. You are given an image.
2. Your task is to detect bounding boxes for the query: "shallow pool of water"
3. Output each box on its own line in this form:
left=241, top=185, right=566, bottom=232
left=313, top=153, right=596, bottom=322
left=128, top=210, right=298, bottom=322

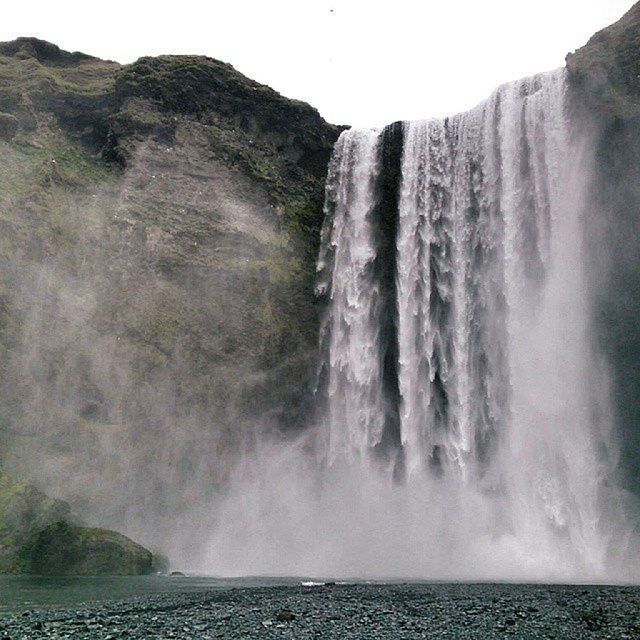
left=0, top=575, right=299, bottom=613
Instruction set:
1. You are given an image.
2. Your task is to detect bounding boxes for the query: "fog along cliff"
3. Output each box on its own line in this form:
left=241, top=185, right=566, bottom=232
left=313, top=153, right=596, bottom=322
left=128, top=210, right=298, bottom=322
left=0, top=37, right=340, bottom=566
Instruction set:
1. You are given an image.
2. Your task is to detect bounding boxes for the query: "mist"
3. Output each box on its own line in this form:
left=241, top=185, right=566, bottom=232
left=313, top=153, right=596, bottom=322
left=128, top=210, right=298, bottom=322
left=0, top=132, right=277, bottom=553
left=201, top=69, right=640, bottom=583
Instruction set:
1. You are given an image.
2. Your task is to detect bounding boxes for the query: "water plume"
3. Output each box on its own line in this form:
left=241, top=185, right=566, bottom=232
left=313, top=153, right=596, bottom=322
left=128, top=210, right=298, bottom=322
left=205, top=69, right=638, bottom=582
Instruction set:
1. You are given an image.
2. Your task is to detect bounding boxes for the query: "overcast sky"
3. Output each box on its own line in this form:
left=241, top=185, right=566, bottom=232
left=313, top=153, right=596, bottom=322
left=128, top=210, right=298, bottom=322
left=1, top=1, right=634, bottom=127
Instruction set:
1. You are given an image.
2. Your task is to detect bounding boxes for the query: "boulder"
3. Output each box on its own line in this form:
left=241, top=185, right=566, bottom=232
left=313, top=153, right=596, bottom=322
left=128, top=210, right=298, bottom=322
left=21, top=520, right=153, bottom=575
left=0, top=471, right=156, bottom=574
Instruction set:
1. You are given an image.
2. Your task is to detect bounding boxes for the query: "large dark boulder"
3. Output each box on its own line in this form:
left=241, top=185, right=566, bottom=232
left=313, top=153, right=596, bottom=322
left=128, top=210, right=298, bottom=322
left=21, top=521, right=153, bottom=575
left=0, top=471, right=155, bottom=574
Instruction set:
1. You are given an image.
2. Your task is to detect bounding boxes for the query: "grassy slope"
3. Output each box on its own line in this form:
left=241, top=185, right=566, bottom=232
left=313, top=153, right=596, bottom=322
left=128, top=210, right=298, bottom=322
left=0, top=471, right=153, bottom=574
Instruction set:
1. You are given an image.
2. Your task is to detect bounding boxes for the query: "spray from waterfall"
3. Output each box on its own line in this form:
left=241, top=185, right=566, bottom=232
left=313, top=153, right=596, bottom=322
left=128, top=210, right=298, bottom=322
left=204, top=69, right=637, bottom=581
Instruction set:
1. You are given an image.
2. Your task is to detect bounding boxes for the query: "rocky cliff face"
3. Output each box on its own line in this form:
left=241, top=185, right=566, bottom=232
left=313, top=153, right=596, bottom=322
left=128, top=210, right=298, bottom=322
left=0, top=471, right=154, bottom=574
left=567, top=2, right=640, bottom=497
left=566, top=2, right=640, bottom=119
left=0, top=37, right=341, bottom=555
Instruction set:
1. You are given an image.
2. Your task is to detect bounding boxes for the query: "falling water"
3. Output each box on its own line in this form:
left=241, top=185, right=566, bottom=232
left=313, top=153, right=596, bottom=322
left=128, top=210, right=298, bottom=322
left=316, top=130, right=385, bottom=462
left=314, top=69, right=617, bottom=578
left=206, top=69, right=633, bottom=581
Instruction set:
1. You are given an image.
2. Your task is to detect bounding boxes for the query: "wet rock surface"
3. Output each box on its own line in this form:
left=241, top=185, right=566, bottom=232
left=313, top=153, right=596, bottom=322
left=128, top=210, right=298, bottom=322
left=1, top=583, right=639, bottom=639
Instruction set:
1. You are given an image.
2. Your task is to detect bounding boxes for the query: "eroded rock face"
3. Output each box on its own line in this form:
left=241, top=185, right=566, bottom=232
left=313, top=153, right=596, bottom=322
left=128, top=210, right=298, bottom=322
left=566, top=2, right=640, bottom=496
left=0, top=37, right=341, bottom=554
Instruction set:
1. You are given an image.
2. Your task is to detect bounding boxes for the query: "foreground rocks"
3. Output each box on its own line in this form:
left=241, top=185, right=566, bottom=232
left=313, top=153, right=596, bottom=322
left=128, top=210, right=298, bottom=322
left=1, top=583, right=639, bottom=639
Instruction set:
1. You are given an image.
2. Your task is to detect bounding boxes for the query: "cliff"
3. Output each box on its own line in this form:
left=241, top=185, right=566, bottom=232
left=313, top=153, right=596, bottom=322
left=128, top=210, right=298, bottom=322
left=567, top=2, right=640, bottom=119
left=0, top=37, right=341, bottom=553
left=567, top=1, right=640, bottom=495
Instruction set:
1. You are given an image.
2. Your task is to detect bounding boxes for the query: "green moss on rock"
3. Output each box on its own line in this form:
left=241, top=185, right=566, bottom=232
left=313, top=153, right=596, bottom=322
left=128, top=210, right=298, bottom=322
left=0, top=471, right=155, bottom=574
left=20, top=521, right=153, bottom=575
left=0, top=471, right=70, bottom=570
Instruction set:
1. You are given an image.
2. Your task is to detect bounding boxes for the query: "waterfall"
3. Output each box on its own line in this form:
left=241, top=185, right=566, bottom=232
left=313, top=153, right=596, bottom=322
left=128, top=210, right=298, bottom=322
left=316, top=129, right=386, bottom=461
left=315, top=69, right=616, bottom=577
left=206, top=69, right=634, bottom=581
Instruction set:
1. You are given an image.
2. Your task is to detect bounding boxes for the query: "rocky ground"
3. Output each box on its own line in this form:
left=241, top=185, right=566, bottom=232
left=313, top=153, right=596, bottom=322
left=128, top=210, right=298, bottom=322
left=1, top=582, right=639, bottom=639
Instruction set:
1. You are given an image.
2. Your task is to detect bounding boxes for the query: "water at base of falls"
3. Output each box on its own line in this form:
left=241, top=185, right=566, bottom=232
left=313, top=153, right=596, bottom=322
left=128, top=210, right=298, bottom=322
left=203, top=69, right=637, bottom=582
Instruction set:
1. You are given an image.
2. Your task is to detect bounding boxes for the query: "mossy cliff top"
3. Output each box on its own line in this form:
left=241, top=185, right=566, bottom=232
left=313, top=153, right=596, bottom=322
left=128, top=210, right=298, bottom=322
left=0, top=37, right=340, bottom=198
left=0, top=37, right=119, bottom=147
left=113, top=55, right=338, bottom=177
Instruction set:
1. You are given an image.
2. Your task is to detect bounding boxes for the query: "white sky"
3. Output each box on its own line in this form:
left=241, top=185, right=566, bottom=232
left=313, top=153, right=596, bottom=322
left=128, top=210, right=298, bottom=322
left=0, top=0, right=635, bottom=127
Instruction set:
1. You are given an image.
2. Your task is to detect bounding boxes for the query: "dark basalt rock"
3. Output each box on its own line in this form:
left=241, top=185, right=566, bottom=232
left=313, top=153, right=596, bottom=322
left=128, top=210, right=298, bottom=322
left=566, top=2, right=640, bottom=497
left=372, top=122, right=404, bottom=466
left=276, top=609, right=296, bottom=622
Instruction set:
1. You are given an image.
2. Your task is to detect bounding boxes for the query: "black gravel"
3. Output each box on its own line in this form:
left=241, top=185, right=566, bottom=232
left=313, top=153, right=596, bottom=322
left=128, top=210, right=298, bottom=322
left=1, top=582, right=639, bottom=639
